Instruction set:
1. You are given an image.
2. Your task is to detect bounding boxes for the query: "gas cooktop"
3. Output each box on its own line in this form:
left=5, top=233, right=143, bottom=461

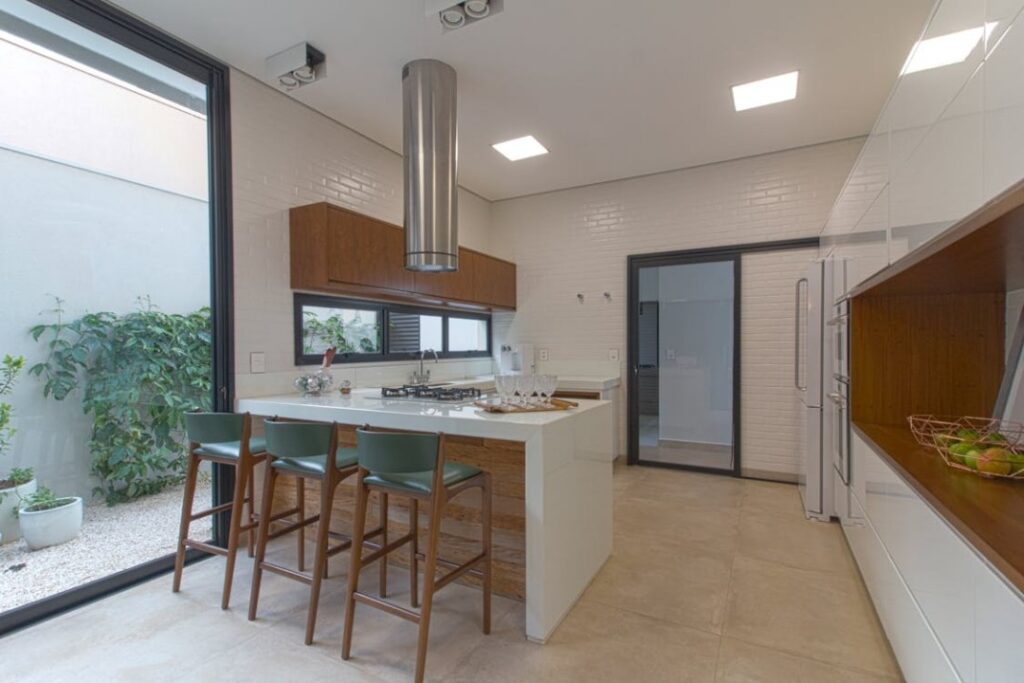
left=376, top=385, right=484, bottom=404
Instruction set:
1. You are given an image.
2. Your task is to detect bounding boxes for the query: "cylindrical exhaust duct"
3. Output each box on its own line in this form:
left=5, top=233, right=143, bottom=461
left=403, top=59, right=458, bottom=272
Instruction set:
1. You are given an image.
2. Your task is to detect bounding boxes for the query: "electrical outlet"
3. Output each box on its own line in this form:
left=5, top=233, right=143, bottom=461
left=539, top=348, right=549, bottom=361
left=250, top=352, right=266, bottom=374
left=608, top=348, right=620, bottom=362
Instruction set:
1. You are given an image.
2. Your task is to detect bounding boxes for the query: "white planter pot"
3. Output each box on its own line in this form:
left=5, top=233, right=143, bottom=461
left=0, top=478, right=37, bottom=544
left=19, top=497, right=83, bottom=550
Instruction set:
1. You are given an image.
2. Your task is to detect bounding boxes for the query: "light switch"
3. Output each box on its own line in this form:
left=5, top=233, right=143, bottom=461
left=608, top=348, right=620, bottom=362
left=539, top=348, right=549, bottom=361
left=666, top=349, right=676, bottom=360
left=250, top=352, right=266, bottom=374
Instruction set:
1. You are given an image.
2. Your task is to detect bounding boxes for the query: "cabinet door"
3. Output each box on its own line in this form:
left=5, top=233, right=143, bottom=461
left=413, top=247, right=478, bottom=302
left=326, top=208, right=412, bottom=292
left=473, top=253, right=516, bottom=309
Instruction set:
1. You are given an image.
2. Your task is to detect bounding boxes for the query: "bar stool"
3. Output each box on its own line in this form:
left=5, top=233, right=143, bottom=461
left=248, top=419, right=387, bottom=645
left=341, top=429, right=493, bottom=683
left=174, top=411, right=266, bottom=610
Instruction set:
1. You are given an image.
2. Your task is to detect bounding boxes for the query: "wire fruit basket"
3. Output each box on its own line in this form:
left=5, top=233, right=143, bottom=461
left=908, top=415, right=1024, bottom=480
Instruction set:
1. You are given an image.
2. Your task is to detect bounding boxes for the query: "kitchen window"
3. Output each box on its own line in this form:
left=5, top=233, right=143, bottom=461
left=293, top=293, right=491, bottom=364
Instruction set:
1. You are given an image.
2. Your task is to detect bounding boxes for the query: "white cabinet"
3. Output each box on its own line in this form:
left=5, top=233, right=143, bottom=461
left=983, top=16, right=1024, bottom=204
left=846, top=431, right=1024, bottom=683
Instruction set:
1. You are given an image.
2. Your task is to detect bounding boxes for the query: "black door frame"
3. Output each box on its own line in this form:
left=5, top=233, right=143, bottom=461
left=1, top=0, right=233, bottom=636
left=626, top=237, right=819, bottom=477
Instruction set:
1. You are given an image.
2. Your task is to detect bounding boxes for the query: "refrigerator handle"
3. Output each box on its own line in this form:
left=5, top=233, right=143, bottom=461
left=794, top=277, right=808, bottom=391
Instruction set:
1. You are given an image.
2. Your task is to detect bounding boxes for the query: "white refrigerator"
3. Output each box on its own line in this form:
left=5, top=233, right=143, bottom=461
left=795, top=258, right=834, bottom=521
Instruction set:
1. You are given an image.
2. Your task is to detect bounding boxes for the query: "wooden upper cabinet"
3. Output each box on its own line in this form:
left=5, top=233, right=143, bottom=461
left=290, top=202, right=515, bottom=310
left=325, top=208, right=413, bottom=292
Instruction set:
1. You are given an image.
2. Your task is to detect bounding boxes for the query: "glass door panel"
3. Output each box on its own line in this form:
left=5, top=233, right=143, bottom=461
left=634, top=257, right=738, bottom=473
left=0, top=0, right=217, bottom=615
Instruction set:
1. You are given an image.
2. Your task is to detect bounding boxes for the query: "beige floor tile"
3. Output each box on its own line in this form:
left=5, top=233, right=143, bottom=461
left=625, top=469, right=746, bottom=509
left=740, top=480, right=807, bottom=521
left=715, top=637, right=901, bottom=682
left=615, top=496, right=741, bottom=556
left=722, top=556, right=900, bottom=678
left=446, top=600, right=720, bottom=683
left=736, top=510, right=857, bottom=576
left=586, top=532, right=733, bottom=634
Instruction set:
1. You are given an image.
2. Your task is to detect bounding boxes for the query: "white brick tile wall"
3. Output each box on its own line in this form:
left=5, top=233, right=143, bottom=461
left=740, top=248, right=818, bottom=479
left=230, top=70, right=493, bottom=397
left=488, top=139, right=863, bottom=467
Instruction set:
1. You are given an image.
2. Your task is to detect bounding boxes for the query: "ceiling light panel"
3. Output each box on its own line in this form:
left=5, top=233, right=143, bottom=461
left=731, top=71, right=799, bottom=112
left=900, top=24, right=993, bottom=74
left=492, top=135, right=548, bottom=161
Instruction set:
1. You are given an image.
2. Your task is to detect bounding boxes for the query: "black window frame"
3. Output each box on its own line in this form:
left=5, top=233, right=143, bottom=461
left=293, top=292, right=492, bottom=365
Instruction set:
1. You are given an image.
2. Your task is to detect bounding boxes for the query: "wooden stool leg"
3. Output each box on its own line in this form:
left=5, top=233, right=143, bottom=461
left=410, top=497, right=419, bottom=608
left=305, top=473, right=336, bottom=646
left=341, top=471, right=370, bottom=661
left=246, top=461, right=257, bottom=558
left=248, top=465, right=279, bottom=621
left=481, top=476, right=492, bottom=634
left=296, top=476, right=306, bottom=572
left=415, top=493, right=444, bottom=683
left=172, top=452, right=201, bottom=593
left=221, top=460, right=248, bottom=610
left=378, top=492, right=389, bottom=598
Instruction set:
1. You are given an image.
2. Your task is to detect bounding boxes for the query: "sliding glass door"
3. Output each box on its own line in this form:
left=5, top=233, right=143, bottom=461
left=0, top=0, right=230, bottom=630
left=628, top=253, right=741, bottom=475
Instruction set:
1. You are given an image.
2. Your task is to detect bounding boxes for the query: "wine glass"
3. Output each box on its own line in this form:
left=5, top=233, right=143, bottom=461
left=495, top=374, right=514, bottom=407
left=515, top=374, right=535, bottom=407
left=537, top=375, right=557, bottom=406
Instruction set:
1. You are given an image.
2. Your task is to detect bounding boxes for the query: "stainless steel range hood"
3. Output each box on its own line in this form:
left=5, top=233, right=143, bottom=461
left=403, top=59, right=458, bottom=272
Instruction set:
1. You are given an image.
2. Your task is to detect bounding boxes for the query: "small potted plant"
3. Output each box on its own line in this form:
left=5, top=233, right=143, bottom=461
left=18, top=487, right=83, bottom=550
left=0, top=355, right=37, bottom=545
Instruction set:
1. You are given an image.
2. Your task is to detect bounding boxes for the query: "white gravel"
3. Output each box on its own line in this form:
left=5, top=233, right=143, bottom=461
left=0, top=477, right=213, bottom=612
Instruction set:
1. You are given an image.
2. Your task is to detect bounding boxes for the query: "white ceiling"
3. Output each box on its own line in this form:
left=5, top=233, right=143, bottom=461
left=111, top=0, right=934, bottom=200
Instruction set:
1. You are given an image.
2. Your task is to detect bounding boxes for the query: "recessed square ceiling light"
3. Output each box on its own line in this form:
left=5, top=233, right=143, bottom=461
left=731, top=71, right=799, bottom=112
left=900, top=24, right=994, bottom=75
left=492, top=135, right=548, bottom=161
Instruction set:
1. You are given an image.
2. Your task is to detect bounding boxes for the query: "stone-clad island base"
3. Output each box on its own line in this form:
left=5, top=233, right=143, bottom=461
left=237, top=392, right=615, bottom=642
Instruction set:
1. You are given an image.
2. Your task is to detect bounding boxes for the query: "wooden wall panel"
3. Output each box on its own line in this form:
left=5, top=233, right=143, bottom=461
left=851, top=292, right=1005, bottom=426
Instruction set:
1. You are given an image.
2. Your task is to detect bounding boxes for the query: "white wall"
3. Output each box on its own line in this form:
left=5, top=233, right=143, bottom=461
left=489, top=138, right=863, bottom=467
left=0, top=37, right=210, bottom=499
left=230, top=70, right=494, bottom=398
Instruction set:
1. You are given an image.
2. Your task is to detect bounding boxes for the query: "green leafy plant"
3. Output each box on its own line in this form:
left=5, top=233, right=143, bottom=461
left=30, top=297, right=212, bottom=504
left=0, top=354, right=26, bottom=488
left=20, top=486, right=74, bottom=513
left=9, top=467, right=33, bottom=486
left=303, top=310, right=379, bottom=355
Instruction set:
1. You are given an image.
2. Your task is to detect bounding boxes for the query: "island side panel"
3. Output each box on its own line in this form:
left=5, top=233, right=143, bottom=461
left=525, top=401, right=615, bottom=642
left=261, top=422, right=527, bottom=601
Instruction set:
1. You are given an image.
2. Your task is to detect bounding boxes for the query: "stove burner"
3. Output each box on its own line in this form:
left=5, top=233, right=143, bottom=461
left=380, top=385, right=482, bottom=402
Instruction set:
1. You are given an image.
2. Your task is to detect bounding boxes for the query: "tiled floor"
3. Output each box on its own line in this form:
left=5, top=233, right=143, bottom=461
left=1, top=462, right=902, bottom=682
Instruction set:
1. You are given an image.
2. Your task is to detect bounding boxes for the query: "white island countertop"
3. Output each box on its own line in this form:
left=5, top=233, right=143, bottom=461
left=237, top=389, right=609, bottom=442
left=237, top=389, right=615, bottom=644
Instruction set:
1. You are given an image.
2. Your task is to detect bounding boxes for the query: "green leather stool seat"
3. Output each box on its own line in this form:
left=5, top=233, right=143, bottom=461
left=195, top=437, right=267, bottom=460
left=364, top=462, right=481, bottom=495
left=271, top=447, right=359, bottom=476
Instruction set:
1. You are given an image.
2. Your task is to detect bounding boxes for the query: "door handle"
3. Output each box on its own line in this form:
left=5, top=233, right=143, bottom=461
left=794, top=278, right=808, bottom=391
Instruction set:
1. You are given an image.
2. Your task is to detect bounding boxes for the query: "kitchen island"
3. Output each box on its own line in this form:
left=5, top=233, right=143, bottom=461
left=236, top=391, right=614, bottom=643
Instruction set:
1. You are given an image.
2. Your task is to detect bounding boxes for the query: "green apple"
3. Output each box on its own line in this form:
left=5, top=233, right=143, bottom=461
left=948, top=442, right=973, bottom=465
left=956, top=428, right=981, bottom=444
left=1007, top=452, right=1024, bottom=476
left=961, top=449, right=981, bottom=470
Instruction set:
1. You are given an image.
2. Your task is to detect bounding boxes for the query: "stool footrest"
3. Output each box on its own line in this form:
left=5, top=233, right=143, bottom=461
left=359, top=531, right=414, bottom=567
left=259, top=561, right=313, bottom=585
left=352, top=591, right=420, bottom=624
left=188, top=500, right=236, bottom=521
left=184, top=539, right=228, bottom=557
left=268, top=513, right=319, bottom=540
left=434, top=552, right=487, bottom=592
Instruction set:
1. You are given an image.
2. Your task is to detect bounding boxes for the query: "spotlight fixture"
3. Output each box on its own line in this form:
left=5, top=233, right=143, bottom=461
left=439, top=5, right=466, bottom=28
left=265, top=42, right=326, bottom=92
left=426, top=0, right=503, bottom=32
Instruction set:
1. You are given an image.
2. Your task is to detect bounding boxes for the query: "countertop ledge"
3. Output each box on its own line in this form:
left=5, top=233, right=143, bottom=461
left=854, top=422, right=1024, bottom=599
